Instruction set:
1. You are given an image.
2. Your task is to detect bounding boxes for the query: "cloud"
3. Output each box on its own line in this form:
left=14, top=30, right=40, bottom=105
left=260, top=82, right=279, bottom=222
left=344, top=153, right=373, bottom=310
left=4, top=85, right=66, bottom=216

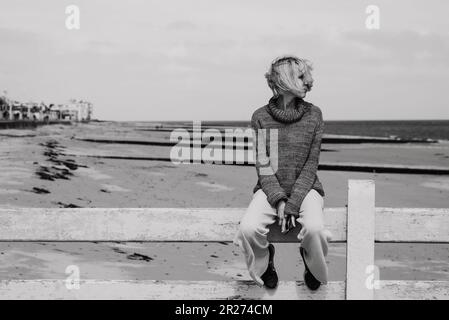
left=342, top=30, right=449, bottom=68
left=0, top=28, right=39, bottom=44
left=87, top=40, right=117, bottom=50
left=165, top=20, right=198, bottom=31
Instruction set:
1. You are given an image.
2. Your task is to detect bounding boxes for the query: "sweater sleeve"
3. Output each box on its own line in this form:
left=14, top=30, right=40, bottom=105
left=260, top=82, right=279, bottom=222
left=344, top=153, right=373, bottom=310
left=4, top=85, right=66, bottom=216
left=284, top=109, right=324, bottom=217
left=252, top=116, right=288, bottom=208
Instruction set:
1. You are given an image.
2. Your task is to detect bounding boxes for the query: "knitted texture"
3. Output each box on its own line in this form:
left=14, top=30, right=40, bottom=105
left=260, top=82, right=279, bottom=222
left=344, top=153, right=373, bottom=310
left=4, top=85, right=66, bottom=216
left=266, top=96, right=310, bottom=123
left=252, top=95, right=325, bottom=217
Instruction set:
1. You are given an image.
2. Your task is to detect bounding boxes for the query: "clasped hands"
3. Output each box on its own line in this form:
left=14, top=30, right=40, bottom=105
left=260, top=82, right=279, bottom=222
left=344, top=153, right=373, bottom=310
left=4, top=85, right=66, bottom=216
left=276, top=200, right=296, bottom=234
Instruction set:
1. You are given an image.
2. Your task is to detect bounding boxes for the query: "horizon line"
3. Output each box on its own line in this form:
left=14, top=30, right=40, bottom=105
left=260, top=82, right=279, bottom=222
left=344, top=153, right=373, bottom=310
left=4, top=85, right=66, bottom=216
left=97, top=118, right=449, bottom=122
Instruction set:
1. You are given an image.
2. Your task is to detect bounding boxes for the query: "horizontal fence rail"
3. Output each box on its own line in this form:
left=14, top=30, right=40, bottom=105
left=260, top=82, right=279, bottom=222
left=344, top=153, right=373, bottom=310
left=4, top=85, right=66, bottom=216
left=0, top=207, right=448, bottom=242
left=1, top=280, right=448, bottom=300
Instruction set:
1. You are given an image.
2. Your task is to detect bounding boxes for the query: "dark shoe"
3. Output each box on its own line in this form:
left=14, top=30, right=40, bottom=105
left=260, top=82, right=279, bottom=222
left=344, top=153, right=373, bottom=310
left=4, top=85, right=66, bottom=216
left=260, top=244, right=278, bottom=289
left=300, top=247, right=321, bottom=290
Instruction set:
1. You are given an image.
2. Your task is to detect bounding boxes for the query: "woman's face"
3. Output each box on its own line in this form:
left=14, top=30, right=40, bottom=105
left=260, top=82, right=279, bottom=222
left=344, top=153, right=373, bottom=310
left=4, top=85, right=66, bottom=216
left=277, top=77, right=308, bottom=98
left=282, top=75, right=308, bottom=98
left=296, top=77, right=308, bottom=98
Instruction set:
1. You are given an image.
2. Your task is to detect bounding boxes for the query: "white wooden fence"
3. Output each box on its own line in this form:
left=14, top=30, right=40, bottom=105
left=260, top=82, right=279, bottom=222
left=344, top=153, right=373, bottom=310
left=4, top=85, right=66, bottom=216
left=0, top=180, right=448, bottom=299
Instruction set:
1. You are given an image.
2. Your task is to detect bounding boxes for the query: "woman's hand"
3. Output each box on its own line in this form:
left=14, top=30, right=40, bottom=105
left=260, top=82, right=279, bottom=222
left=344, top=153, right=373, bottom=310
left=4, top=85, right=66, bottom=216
left=277, top=201, right=296, bottom=233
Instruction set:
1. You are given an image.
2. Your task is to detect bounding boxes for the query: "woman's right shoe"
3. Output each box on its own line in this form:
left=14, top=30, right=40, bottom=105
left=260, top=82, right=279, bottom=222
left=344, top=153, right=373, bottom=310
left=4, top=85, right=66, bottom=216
left=260, top=244, right=278, bottom=289
left=300, top=247, right=321, bottom=290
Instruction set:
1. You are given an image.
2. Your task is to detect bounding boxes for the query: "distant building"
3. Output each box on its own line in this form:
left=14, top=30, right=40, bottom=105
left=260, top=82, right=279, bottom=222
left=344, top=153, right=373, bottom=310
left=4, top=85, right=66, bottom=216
left=0, top=91, right=93, bottom=122
left=65, top=99, right=93, bottom=121
left=0, top=96, right=9, bottom=120
left=11, top=101, right=25, bottom=120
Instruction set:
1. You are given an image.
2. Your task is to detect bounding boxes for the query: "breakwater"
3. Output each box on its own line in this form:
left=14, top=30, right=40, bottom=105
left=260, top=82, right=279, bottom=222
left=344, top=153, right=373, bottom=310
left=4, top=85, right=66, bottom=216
left=0, top=120, right=73, bottom=130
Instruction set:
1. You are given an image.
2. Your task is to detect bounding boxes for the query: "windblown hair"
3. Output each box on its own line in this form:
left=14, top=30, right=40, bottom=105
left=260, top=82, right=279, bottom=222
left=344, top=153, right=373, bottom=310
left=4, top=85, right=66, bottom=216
left=265, top=55, right=314, bottom=97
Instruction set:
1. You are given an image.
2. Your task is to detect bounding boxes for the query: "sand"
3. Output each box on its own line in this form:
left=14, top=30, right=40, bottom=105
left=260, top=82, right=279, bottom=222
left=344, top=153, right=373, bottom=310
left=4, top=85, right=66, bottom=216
left=0, top=122, right=448, bottom=283
left=1, top=242, right=448, bottom=282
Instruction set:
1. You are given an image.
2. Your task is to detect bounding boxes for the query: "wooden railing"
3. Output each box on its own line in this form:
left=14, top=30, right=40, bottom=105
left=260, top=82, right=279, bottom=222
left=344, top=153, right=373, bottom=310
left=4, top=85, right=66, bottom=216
left=0, top=180, right=448, bottom=299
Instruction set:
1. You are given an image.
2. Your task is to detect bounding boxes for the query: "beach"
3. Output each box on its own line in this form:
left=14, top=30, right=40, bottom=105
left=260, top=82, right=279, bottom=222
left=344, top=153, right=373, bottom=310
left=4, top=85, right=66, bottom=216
left=0, top=122, right=448, bottom=284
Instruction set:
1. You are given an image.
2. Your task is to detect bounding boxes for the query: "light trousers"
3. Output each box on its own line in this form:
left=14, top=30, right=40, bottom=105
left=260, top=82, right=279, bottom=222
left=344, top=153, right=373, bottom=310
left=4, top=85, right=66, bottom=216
left=233, top=188, right=332, bottom=286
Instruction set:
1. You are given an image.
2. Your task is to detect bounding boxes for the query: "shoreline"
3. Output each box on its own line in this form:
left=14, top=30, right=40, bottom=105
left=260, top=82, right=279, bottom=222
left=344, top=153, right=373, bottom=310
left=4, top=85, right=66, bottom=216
left=2, top=119, right=448, bottom=143
left=0, top=122, right=448, bottom=208
left=0, top=120, right=73, bottom=130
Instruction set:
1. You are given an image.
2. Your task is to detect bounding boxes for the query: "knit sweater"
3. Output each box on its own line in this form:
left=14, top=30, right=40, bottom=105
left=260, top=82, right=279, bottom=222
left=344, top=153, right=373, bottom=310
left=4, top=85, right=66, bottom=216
left=252, top=95, right=325, bottom=217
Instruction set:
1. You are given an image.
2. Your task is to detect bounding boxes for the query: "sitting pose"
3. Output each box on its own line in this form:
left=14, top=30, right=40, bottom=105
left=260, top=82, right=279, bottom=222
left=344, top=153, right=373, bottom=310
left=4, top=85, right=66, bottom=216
left=233, top=55, right=331, bottom=290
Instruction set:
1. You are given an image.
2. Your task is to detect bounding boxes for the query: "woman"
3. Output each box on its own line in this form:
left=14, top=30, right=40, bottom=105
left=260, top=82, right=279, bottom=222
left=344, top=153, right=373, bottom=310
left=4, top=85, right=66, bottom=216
left=233, top=55, right=331, bottom=290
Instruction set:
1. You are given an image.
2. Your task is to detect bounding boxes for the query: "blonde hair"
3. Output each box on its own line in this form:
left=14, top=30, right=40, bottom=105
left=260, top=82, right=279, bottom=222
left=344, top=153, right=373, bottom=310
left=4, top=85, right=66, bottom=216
left=265, top=55, right=314, bottom=97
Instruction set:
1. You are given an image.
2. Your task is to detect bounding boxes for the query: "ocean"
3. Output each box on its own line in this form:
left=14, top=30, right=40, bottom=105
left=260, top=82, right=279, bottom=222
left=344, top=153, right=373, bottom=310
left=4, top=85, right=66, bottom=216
left=323, top=120, right=449, bottom=141
left=124, top=120, right=449, bottom=141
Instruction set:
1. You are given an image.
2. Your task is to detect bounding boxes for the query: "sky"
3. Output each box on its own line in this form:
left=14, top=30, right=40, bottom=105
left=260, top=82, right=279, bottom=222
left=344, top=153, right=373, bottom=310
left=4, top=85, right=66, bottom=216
left=0, top=0, right=448, bottom=121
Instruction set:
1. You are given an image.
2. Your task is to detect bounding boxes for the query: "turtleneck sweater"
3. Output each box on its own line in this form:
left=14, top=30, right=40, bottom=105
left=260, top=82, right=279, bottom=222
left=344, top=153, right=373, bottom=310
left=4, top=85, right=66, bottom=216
left=252, top=95, right=325, bottom=217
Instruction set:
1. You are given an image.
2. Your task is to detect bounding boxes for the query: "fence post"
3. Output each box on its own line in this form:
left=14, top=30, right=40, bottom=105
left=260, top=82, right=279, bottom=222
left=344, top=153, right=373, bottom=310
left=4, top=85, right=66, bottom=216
left=346, top=180, right=375, bottom=300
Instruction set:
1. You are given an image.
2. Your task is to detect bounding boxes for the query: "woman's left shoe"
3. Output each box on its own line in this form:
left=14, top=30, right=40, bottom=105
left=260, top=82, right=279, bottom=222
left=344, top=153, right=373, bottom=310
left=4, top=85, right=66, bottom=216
left=260, top=244, right=278, bottom=289
left=300, top=247, right=321, bottom=290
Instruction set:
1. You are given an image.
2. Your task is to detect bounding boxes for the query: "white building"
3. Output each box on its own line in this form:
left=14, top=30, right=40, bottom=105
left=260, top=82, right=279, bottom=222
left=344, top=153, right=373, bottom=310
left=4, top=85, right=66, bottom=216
left=0, top=91, right=93, bottom=122
left=65, top=99, right=93, bottom=121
